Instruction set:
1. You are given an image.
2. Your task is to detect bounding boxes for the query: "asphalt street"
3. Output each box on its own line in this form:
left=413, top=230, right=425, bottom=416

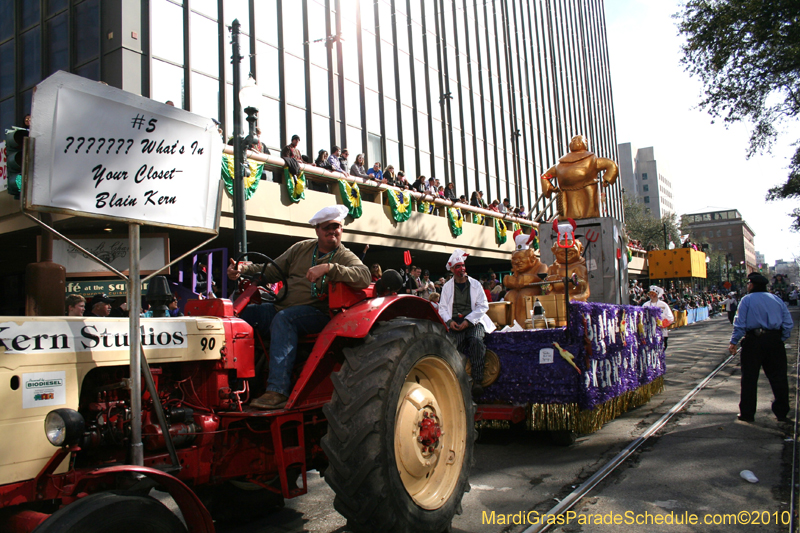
left=210, top=310, right=799, bottom=533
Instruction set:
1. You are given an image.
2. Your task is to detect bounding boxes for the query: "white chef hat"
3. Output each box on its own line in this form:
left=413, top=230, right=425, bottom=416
left=648, top=285, right=664, bottom=298
left=309, top=205, right=349, bottom=226
left=446, top=249, right=469, bottom=271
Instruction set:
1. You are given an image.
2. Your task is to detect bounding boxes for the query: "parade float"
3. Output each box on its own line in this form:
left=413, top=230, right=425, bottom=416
left=475, top=136, right=666, bottom=436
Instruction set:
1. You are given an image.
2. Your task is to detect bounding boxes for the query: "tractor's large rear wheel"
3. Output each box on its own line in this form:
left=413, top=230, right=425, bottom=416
left=322, top=318, right=474, bottom=533
left=33, top=492, right=186, bottom=533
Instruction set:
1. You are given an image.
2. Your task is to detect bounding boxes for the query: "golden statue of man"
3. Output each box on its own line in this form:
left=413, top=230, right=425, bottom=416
left=541, top=135, right=618, bottom=220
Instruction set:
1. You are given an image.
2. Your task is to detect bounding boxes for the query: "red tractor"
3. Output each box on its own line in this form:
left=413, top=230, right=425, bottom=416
left=0, top=257, right=474, bottom=533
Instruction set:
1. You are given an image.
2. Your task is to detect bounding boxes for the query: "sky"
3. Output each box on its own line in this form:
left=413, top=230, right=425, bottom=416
left=604, top=0, right=800, bottom=266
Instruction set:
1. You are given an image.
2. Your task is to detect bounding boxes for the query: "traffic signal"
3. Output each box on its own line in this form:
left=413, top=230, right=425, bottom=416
left=5, top=126, right=28, bottom=199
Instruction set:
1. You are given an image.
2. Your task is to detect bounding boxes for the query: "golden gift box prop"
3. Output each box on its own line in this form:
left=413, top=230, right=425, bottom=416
left=647, top=248, right=707, bottom=279
left=487, top=301, right=513, bottom=327
left=476, top=376, right=664, bottom=434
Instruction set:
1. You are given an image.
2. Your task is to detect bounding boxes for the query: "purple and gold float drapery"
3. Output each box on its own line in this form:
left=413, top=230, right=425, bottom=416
left=482, top=301, right=665, bottom=433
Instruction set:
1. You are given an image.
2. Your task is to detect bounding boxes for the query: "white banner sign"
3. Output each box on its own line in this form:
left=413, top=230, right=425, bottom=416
left=52, top=234, right=168, bottom=276
left=0, top=320, right=188, bottom=355
left=26, top=71, right=222, bottom=233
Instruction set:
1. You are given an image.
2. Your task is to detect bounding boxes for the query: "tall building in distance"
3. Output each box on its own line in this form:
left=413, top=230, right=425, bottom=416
left=1, top=0, right=623, bottom=221
left=617, top=143, right=674, bottom=218
left=683, top=209, right=757, bottom=272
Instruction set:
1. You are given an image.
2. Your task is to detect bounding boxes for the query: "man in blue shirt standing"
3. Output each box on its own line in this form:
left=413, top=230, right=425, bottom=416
left=729, top=272, right=794, bottom=423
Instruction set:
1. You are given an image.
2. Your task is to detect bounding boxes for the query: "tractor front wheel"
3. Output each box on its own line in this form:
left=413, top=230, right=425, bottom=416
left=322, top=318, right=474, bottom=533
left=33, top=491, right=186, bottom=533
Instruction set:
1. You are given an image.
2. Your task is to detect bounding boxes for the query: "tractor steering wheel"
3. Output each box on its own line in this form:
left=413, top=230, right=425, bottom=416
left=233, top=252, right=288, bottom=304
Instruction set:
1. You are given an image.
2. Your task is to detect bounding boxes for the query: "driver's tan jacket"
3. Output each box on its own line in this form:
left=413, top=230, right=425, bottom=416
left=241, top=239, right=371, bottom=312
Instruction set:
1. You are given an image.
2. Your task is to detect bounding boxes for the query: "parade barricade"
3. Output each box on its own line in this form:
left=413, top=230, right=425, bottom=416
left=479, top=301, right=665, bottom=434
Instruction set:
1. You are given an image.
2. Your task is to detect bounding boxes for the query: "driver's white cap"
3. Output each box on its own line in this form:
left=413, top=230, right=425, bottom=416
left=309, top=205, right=349, bottom=226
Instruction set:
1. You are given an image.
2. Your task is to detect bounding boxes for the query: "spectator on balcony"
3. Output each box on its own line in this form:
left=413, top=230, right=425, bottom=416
left=339, top=148, right=350, bottom=173
left=488, top=199, right=500, bottom=212
left=412, top=175, right=427, bottom=193
left=438, top=185, right=446, bottom=198
left=444, top=182, right=457, bottom=202
left=470, top=191, right=481, bottom=208
left=478, top=190, right=487, bottom=208
left=397, top=171, right=409, bottom=189
left=499, top=198, right=510, bottom=214
left=281, top=134, right=303, bottom=164
left=367, top=161, right=383, bottom=182
left=350, top=153, right=369, bottom=178
left=383, top=165, right=397, bottom=187
left=249, top=127, right=269, bottom=154
left=315, top=150, right=333, bottom=171
left=328, top=146, right=347, bottom=174
left=426, top=177, right=437, bottom=196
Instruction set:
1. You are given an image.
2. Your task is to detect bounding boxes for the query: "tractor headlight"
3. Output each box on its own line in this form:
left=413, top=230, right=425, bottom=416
left=44, top=409, right=85, bottom=447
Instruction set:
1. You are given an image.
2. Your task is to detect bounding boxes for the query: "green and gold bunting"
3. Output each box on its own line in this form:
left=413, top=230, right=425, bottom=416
left=494, top=218, right=508, bottom=244
left=417, top=198, right=433, bottom=214
left=338, top=179, right=362, bottom=218
left=626, top=246, right=633, bottom=262
left=284, top=167, right=306, bottom=203
left=447, top=207, right=464, bottom=236
left=474, top=212, right=484, bottom=225
left=387, top=189, right=412, bottom=222
left=221, top=154, right=263, bottom=200
left=512, top=222, right=521, bottom=233
left=531, top=226, right=540, bottom=251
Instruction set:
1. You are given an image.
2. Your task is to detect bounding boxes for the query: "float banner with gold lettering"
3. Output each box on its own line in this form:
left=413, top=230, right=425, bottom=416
left=483, top=301, right=664, bottom=412
left=25, top=71, right=223, bottom=233
left=647, top=249, right=707, bottom=279
left=221, top=154, right=262, bottom=200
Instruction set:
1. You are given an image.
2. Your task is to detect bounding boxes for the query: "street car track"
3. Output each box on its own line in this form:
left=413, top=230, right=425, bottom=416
left=522, top=348, right=743, bottom=533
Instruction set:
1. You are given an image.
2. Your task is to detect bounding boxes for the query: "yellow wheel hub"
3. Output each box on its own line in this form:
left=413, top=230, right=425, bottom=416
left=394, top=356, right=467, bottom=510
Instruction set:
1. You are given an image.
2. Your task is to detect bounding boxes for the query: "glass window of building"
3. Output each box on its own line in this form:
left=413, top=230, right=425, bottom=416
left=0, top=40, right=14, bottom=99
left=365, top=89, right=380, bottom=133
left=152, top=0, right=184, bottom=65
left=192, top=0, right=218, bottom=19
left=312, top=113, right=331, bottom=155
left=644, top=196, right=650, bottom=204
left=344, top=79, right=362, bottom=127
left=283, top=54, right=306, bottom=107
left=717, top=229, right=722, bottom=237
left=381, top=41, right=396, bottom=100
left=403, top=145, right=416, bottom=178
left=191, top=72, right=219, bottom=121
left=378, top=1, right=393, bottom=38
left=368, top=132, right=383, bottom=164
left=223, top=0, right=250, bottom=33
left=361, top=31, right=378, bottom=91
left=728, top=241, right=733, bottom=249
left=46, top=13, right=69, bottom=75
left=0, top=98, right=14, bottom=133
left=0, top=2, right=12, bottom=41
left=416, top=111, right=429, bottom=152
left=21, top=1, right=40, bottom=30
left=398, top=51, right=412, bottom=105
left=253, top=0, right=277, bottom=46
left=396, top=14, right=409, bottom=53
left=642, top=172, right=648, bottom=179
left=728, top=228, right=733, bottom=236
left=223, top=27, right=250, bottom=89
left=21, top=27, right=42, bottom=89
left=260, top=97, right=280, bottom=149
left=342, top=24, right=360, bottom=82
left=255, top=42, right=280, bottom=98
left=308, top=11, right=328, bottom=68
left=286, top=105, right=307, bottom=146
left=190, top=13, right=219, bottom=77
left=346, top=125, right=362, bottom=157
left=384, top=98, right=398, bottom=141
left=310, top=65, right=330, bottom=117
left=74, top=60, right=99, bottom=82
left=418, top=152, right=431, bottom=177
left=152, top=59, right=185, bottom=107
left=643, top=184, right=649, bottom=192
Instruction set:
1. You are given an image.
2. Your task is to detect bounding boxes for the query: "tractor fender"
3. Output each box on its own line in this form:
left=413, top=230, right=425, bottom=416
left=83, top=465, right=214, bottom=533
left=287, top=295, right=445, bottom=409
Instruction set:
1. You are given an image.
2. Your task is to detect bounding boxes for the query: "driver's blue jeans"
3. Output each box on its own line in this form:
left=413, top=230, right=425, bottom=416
left=239, top=303, right=331, bottom=397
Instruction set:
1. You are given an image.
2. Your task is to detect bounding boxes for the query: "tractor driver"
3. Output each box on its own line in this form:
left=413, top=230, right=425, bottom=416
left=227, top=205, right=371, bottom=409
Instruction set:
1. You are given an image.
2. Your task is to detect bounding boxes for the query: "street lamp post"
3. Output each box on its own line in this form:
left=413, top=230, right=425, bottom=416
left=230, top=19, right=263, bottom=257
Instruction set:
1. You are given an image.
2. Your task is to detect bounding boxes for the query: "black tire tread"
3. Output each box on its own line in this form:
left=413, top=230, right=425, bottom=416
left=321, top=318, right=473, bottom=533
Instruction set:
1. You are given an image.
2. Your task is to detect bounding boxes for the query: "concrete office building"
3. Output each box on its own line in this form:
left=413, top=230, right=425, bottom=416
left=617, top=142, right=674, bottom=218
left=683, top=209, right=757, bottom=273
